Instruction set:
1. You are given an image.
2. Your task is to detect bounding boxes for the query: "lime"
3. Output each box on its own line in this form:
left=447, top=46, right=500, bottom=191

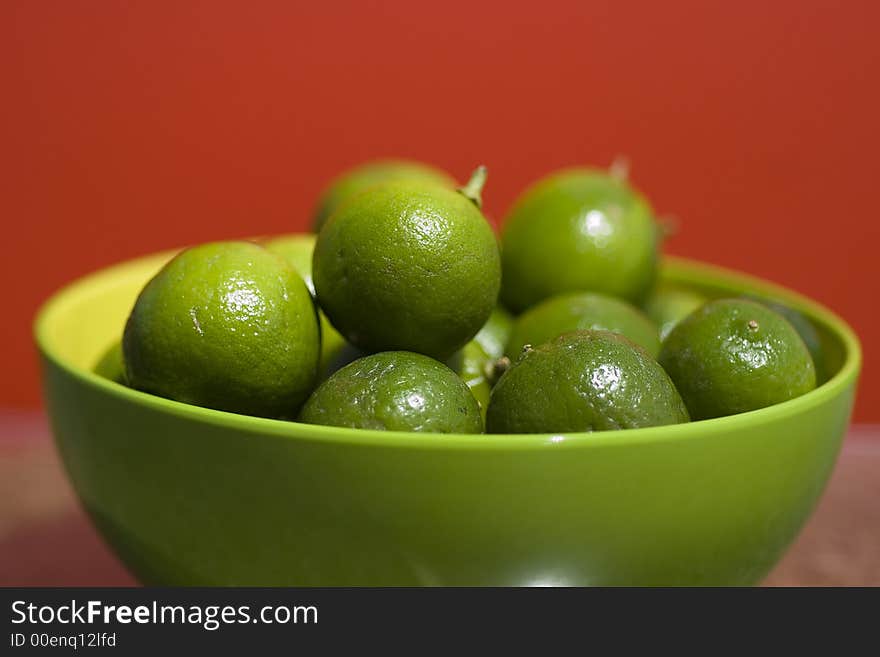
left=505, top=292, right=660, bottom=358
left=445, top=307, right=513, bottom=420
left=299, top=351, right=483, bottom=433
left=743, top=294, right=827, bottom=383
left=94, top=340, right=126, bottom=384
left=321, top=307, right=512, bottom=415
left=446, top=344, right=490, bottom=421
left=658, top=298, right=816, bottom=420
left=644, top=286, right=708, bottom=342
left=313, top=168, right=501, bottom=360
left=263, top=233, right=348, bottom=375
left=472, top=306, right=513, bottom=360
left=312, top=159, right=456, bottom=232
left=262, top=233, right=319, bottom=294
left=446, top=342, right=491, bottom=419
left=486, top=330, right=689, bottom=433
left=500, top=167, right=659, bottom=312
left=123, top=241, right=320, bottom=418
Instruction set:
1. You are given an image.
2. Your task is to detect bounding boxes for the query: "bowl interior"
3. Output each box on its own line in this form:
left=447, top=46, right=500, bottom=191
left=35, top=240, right=861, bottom=445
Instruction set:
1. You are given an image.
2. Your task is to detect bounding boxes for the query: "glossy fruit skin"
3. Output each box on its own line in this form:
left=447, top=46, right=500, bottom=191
left=313, top=181, right=501, bottom=360
left=500, top=168, right=658, bottom=313
left=36, top=250, right=861, bottom=585
left=659, top=299, right=816, bottom=420
left=299, top=351, right=483, bottom=433
left=487, top=330, right=689, bottom=434
left=322, top=308, right=513, bottom=415
left=744, top=294, right=828, bottom=383
left=446, top=340, right=492, bottom=420
left=506, top=292, right=660, bottom=358
left=123, top=241, right=320, bottom=419
left=473, top=306, right=513, bottom=360
left=644, top=286, right=708, bottom=342
left=447, top=306, right=513, bottom=416
left=312, top=159, right=457, bottom=232
left=263, top=234, right=347, bottom=376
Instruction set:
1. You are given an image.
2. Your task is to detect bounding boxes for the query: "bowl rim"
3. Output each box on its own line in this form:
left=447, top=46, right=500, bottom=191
left=34, top=247, right=862, bottom=452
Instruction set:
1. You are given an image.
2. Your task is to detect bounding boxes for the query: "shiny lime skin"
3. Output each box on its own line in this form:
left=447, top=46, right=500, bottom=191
left=322, top=308, right=512, bottom=414
left=745, top=294, right=828, bottom=383
left=263, top=233, right=348, bottom=376
left=312, top=159, right=456, bottom=232
left=500, top=168, right=658, bottom=312
left=506, top=292, right=660, bottom=359
left=300, top=351, right=483, bottom=433
left=313, top=182, right=501, bottom=360
left=644, top=286, right=708, bottom=342
left=446, top=307, right=513, bottom=419
left=35, top=246, right=861, bottom=585
left=446, top=340, right=493, bottom=420
left=472, top=306, right=513, bottom=360
left=487, top=331, right=688, bottom=434
left=123, top=241, right=320, bottom=419
left=659, top=299, right=817, bottom=421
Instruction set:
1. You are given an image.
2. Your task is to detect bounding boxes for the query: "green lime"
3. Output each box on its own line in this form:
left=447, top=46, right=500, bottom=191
left=500, top=167, right=659, bottom=312
left=446, top=341, right=492, bottom=421
left=299, top=351, right=483, bottom=433
left=123, top=241, right=320, bottom=418
left=262, top=233, right=319, bottom=293
left=743, top=294, right=827, bottom=383
left=323, top=307, right=512, bottom=415
left=658, top=298, right=816, bottom=420
left=94, top=340, right=126, bottom=384
left=505, top=292, right=660, bottom=358
left=263, top=233, right=348, bottom=375
left=486, top=330, right=689, bottom=433
left=644, top=286, right=708, bottom=342
left=313, top=168, right=501, bottom=360
left=312, top=159, right=457, bottom=232
left=445, top=307, right=514, bottom=420
left=472, top=306, right=513, bottom=360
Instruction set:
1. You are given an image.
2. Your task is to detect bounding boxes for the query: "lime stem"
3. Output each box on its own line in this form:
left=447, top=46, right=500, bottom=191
left=609, top=156, right=630, bottom=181
left=484, top=355, right=511, bottom=384
left=657, top=215, right=679, bottom=239
left=458, top=165, right=488, bottom=209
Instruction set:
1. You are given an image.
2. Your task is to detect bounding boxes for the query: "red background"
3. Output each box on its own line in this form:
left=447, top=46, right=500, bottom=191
left=2, top=1, right=878, bottom=420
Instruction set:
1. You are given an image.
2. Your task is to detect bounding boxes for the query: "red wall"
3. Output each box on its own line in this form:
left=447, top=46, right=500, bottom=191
left=3, top=1, right=878, bottom=420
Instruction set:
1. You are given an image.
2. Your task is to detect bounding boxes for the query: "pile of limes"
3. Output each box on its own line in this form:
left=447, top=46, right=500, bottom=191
left=111, top=159, right=819, bottom=434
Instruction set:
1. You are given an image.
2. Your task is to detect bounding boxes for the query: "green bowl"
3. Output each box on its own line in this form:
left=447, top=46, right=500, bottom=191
left=35, top=246, right=861, bottom=586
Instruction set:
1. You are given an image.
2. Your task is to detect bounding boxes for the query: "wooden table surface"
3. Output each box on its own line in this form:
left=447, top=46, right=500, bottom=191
left=1, top=412, right=878, bottom=586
